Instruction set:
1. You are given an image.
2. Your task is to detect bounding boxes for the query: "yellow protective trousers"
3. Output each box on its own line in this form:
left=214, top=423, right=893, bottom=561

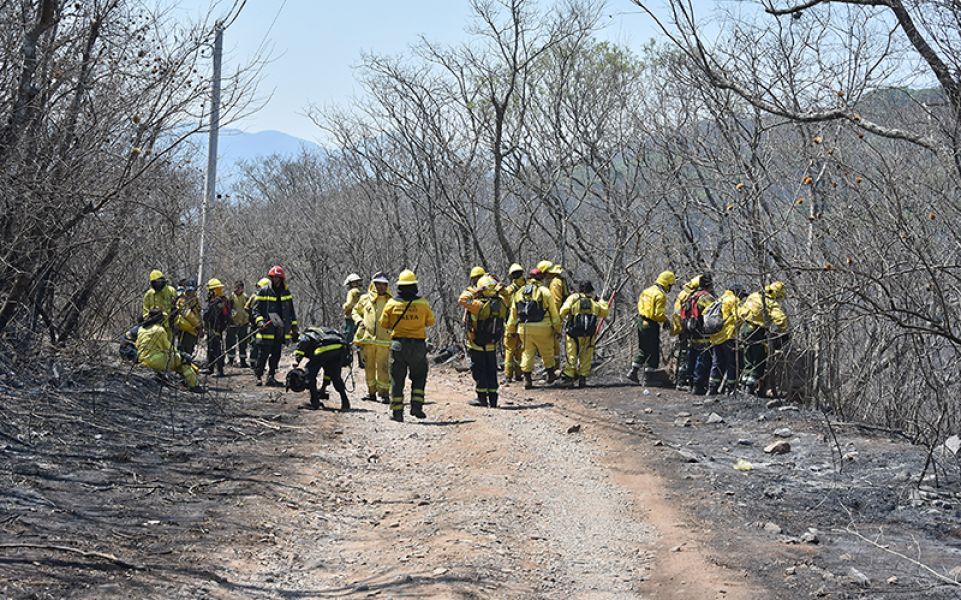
left=519, top=324, right=556, bottom=373
left=503, top=331, right=522, bottom=378
left=141, top=351, right=198, bottom=388
left=361, top=343, right=390, bottom=396
left=563, top=335, right=595, bottom=379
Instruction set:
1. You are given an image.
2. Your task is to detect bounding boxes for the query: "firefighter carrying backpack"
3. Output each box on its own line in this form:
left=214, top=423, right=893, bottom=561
left=305, top=327, right=351, bottom=367
left=567, top=296, right=598, bottom=337
left=516, top=285, right=546, bottom=323
left=473, top=297, right=505, bottom=346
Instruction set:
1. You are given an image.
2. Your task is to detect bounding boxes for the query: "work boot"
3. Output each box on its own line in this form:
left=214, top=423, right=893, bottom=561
left=216, top=368, right=225, bottom=378
left=240, top=359, right=248, bottom=368
left=308, top=393, right=324, bottom=410
left=577, top=377, right=587, bottom=389
left=626, top=366, right=639, bottom=383
left=514, top=372, right=523, bottom=383
left=189, top=385, right=205, bottom=394
left=391, top=409, right=404, bottom=423
left=365, top=392, right=377, bottom=402
left=410, top=403, right=427, bottom=419
left=265, top=373, right=282, bottom=387
left=470, top=393, right=489, bottom=407
left=339, top=395, right=351, bottom=412
left=227, top=358, right=235, bottom=366
left=559, top=376, right=575, bottom=389
left=255, top=376, right=263, bottom=387
left=546, top=368, right=558, bottom=384
left=378, top=391, right=390, bottom=405
left=488, top=392, right=498, bottom=408
left=707, top=385, right=719, bottom=396
left=692, top=384, right=707, bottom=396
left=523, top=373, right=533, bottom=390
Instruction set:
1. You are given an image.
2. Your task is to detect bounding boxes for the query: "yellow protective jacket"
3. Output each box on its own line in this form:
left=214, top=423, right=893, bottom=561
left=343, top=287, right=362, bottom=318
left=637, top=284, right=669, bottom=324
left=459, top=289, right=509, bottom=351
left=229, top=292, right=250, bottom=326
left=671, top=277, right=700, bottom=335
left=549, top=276, right=570, bottom=313
left=379, top=296, right=435, bottom=339
left=709, top=290, right=741, bottom=346
left=353, top=284, right=392, bottom=346
left=506, top=283, right=561, bottom=334
left=136, top=322, right=176, bottom=367
left=174, top=295, right=202, bottom=337
left=559, top=293, right=610, bottom=327
left=143, top=285, right=177, bottom=320
left=739, top=291, right=788, bottom=332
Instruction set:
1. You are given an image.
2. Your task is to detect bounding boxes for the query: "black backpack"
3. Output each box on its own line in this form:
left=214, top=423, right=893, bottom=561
left=474, top=297, right=505, bottom=346
left=516, top=285, right=546, bottom=323
left=567, top=296, right=598, bottom=337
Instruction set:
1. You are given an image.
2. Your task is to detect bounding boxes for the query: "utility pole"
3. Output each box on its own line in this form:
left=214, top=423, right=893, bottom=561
left=197, top=21, right=223, bottom=286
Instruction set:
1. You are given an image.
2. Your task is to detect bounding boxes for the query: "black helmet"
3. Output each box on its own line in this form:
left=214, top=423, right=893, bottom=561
left=730, top=283, right=748, bottom=299
left=699, top=273, right=714, bottom=289
left=285, top=368, right=308, bottom=393
left=578, top=280, right=594, bottom=294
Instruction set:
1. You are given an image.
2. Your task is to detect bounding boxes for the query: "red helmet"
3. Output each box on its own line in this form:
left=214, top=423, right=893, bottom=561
left=268, top=265, right=286, bottom=280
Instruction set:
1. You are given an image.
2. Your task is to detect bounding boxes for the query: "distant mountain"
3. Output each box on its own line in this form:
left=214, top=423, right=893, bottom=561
left=188, top=128, right=325, bottom=192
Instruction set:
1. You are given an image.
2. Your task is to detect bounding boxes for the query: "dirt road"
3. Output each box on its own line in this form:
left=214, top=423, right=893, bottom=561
left=167, top=365, right=757, bottom=599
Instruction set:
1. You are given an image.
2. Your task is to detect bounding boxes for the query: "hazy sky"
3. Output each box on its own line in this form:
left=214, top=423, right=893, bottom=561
left=174, top=1, right=661, bottom=140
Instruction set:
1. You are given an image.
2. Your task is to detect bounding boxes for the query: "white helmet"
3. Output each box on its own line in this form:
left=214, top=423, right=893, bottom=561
left=343, top=273, right=362, bottom=286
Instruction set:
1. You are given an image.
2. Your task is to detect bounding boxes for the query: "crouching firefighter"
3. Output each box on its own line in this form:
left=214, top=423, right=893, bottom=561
left=459, top=275, right=509, bottom=408
left=559, top=280, right=609, bottom=388
left=136, top=308, right=203, bottom=393
left=289, top=327, right=351, bottom=411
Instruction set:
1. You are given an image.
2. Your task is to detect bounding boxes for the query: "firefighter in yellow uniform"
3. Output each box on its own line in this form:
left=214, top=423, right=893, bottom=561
left=502, top=263, right=526, bottom=382
left=738, top=281, right=789, bottom=394
left=143, top=270, right=177, bottom=341
left=506, top=268, right=561, bottom=389
left=174, top=281, right=202, bottom=355
left=708, top=285, right=747, bottom=395
left=548, top=263, right=571, bottom=360
left=626, top=270, right=676, bottom=385
left=559, top=280, right=609, bottom=388
left=137, top=308, right=202, bottom=392
left=459, top=275, right=509, bottom=408
left=670, top=275, right=701, bottom=390
left=380, top=270, right=435, bottom=422
left=342, top=273, right=364, bottom=367
left=353, top=272, right=392, bottom=403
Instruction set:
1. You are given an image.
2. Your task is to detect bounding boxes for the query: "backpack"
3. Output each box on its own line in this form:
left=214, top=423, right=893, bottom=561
left=473, top=297, right=505, bottom=346
left=516, top=285, right=546, bottom=324
left=567, top=296, right=598, bottom=337
left=304, top=327, right=350, bottom=366
left=700, top=299, right=725, bottom=335
left=681, top=290, right=710, bottom=334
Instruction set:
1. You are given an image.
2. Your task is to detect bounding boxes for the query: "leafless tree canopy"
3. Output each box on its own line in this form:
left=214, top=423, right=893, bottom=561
left=4, top=0, right=961, bottom=455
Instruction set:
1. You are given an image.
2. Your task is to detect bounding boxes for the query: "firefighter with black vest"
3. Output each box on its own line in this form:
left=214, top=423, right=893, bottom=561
left=253, top=265, right=298, bottom=386
left=459, top=275, right=509, bottom=408
left=506, top=268, right=561, bottom=390
left=559, top=280, right=609, bottom=388
left=290, top=326, right=351, bottom=411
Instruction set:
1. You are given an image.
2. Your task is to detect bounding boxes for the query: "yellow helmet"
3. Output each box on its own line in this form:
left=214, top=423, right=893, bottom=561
left=656, top=270, right=677, bottom=287
left=536, top=260, right=553, bottom=273
left=765, top=281, right=786, bottom=299
left=256, top=277, right=270, bottom=288
left=508, top=263, right=524, bottom=278
left=149, top=269, right=165, bottom=282
left=469, top=265, right=486, bottom=279
left=398, top=269, right=418, bottom=285
left=683, top=276, right=701, bottom=292
left=477, top=275, right=497, bottom=291
left=207, top=278, right=224, bottom=291
left=549, top=263, right=563, bottom=274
